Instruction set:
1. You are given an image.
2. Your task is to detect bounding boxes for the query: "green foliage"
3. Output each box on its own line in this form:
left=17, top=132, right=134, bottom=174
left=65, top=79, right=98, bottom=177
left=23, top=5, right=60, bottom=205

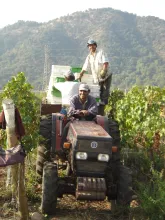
left=25, top=153, right=41, bottom=201
left=0, top=9, right=165, bottom=90
left=137, top=169, right=165, bottom=220
left=1, top=72, right=41, bottom=152
left=106, top=85, right=165, bottom=219
left=105, top=89, right=125, bottom=119
left=115, top=86, right=165, bottom=148
left=0, top=129, right=7, bottom=147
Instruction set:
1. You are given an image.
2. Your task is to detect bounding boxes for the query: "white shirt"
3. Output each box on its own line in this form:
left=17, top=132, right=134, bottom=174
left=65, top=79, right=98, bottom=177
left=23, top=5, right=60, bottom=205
left=55, top=81, right=80, bottom=105
left=82, top=50, right=110, bottom=83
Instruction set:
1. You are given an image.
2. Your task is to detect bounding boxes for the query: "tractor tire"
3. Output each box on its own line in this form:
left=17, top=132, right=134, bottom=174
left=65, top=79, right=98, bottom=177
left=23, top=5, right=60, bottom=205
left=108, top=119, right=120, bottom=147
left=36, top=114, right=52, bottom=182
left=108, top=119, right=121, bottom=162
left=110, top=200, right=118, bottom=213
left=41, top=162, right=58, bottom=215
left=117, top=164, right=132, bottom=205
left=109, top=164, right=132, bottom=213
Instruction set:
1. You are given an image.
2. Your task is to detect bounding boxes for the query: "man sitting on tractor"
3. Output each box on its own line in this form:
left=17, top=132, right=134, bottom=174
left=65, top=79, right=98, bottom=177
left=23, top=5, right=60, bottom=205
left=68, top=83, right=98, bottom=120
left=61, top=83, right=98, bottom=148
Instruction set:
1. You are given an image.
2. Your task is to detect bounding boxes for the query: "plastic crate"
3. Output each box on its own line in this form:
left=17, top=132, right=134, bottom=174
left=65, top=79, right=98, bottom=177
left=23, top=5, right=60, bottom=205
left=71, top=67, right=82, bottom=73
left=51, top=86, right=62, bottom=98
left=54, top=77, right=65, bottom=83
left=96, top=98, right=100, bottom=103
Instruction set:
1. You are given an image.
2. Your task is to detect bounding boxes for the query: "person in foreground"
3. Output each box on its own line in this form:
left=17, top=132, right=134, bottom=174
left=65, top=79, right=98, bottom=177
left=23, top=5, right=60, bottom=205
left=68, top=83, right=98, bottom=120
left=61, top=83, right=98, bottom=149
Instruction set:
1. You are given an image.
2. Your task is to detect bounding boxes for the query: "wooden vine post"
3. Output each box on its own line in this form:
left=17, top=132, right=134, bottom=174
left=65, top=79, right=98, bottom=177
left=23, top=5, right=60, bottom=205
left=2, top=98, right=29, bottom=220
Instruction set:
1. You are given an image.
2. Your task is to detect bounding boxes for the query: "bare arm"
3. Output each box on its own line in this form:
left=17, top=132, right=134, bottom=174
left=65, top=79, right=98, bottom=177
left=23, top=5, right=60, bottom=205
left=79, top=55, right=90, bottom=79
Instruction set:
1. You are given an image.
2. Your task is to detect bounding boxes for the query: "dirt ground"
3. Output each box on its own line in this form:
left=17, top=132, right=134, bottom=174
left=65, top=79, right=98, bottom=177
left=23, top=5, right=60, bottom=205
left=0, top=194, right=133, bottom=220
left=0, top=168, right=138, bottom=220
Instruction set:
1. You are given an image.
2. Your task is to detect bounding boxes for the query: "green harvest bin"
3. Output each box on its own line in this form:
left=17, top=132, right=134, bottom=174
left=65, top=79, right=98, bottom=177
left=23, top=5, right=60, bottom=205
left=96, top=98, right=100, bottom=103
left=71, top=67, right=82, bottom=73
left=51, top=86, right=62, bottom=98
left=55, top=77, right=65, bottom=83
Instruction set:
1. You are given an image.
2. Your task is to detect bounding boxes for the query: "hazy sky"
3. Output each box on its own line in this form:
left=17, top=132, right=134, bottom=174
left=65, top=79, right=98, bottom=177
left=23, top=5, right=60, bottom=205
left=0, top=0, right=165, bottom=28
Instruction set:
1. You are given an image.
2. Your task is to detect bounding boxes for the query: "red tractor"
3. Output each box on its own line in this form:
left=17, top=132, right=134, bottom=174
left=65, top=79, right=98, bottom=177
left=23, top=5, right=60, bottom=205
left=36, top=65, right=132, bottom=214
left=36, top=109, right=132, bottom=215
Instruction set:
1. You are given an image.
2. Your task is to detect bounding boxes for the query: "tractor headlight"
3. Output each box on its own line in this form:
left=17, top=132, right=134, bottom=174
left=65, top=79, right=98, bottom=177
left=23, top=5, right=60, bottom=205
left=98, top=154, right=109, bottom=162
left=76, top=152, right=88, bottom=160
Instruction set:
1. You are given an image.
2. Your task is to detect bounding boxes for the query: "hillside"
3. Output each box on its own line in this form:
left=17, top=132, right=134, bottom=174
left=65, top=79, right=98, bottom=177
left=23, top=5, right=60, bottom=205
left=0, top=8, right=165, bottom=90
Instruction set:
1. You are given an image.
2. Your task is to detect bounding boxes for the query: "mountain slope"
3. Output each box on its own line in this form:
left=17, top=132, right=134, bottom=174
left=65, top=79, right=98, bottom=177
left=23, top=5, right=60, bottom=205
left=0, top=8, right=165, bottom=90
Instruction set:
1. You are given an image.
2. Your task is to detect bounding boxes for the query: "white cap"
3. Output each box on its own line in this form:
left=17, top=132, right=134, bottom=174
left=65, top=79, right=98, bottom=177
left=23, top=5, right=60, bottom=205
left=79, top=83, right=90, bottom=91
left=64, top=70, right=74, bottom=77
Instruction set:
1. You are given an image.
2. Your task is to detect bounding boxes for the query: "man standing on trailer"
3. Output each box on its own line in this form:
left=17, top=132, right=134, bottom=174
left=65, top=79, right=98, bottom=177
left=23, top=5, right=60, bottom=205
left=79, top=39, right=112, bottom=115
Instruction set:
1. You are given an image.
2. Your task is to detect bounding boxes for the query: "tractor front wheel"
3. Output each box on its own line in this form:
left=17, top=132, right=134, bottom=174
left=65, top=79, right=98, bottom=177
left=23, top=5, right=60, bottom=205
left=41, top=162, right=58, bottom=215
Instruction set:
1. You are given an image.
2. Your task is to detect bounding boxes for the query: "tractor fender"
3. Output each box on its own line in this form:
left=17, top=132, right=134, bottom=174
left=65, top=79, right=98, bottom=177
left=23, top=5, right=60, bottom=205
left=52, top=113, right=66, bottom=153
left=96, top=115, right=109, bottom=133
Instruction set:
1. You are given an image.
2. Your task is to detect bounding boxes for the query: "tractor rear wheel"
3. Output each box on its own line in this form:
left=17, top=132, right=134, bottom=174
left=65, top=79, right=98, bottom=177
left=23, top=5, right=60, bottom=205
left=108, top=119, right=121, bottom=161
left=41, top=162, right=58, bottom=215
left=111, top=164, right=132, bottom=213
left=36, top=114, right=52, bottom=182
left=108, top=119, right=120, bottom=147
left=106, top=163, right=132, bottom=213
left=117, top=164, right=132, bottom=205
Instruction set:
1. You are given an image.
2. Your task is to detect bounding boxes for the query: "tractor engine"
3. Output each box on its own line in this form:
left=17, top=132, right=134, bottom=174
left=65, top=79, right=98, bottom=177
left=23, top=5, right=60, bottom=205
left=67, top=120, right=112, bottom=200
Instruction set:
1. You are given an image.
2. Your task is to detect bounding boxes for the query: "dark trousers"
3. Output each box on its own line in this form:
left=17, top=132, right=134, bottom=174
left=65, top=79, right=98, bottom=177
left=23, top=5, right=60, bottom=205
left=100, top=74, right=112, bottom=105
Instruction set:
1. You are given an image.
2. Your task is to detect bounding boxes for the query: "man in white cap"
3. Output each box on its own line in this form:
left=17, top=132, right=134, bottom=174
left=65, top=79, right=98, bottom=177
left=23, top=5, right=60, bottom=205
left=68, top=83, right=98, bottom=120
left=79, top=39, right=112, bottom=108
left=61, top=83, right=98, bottom=149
